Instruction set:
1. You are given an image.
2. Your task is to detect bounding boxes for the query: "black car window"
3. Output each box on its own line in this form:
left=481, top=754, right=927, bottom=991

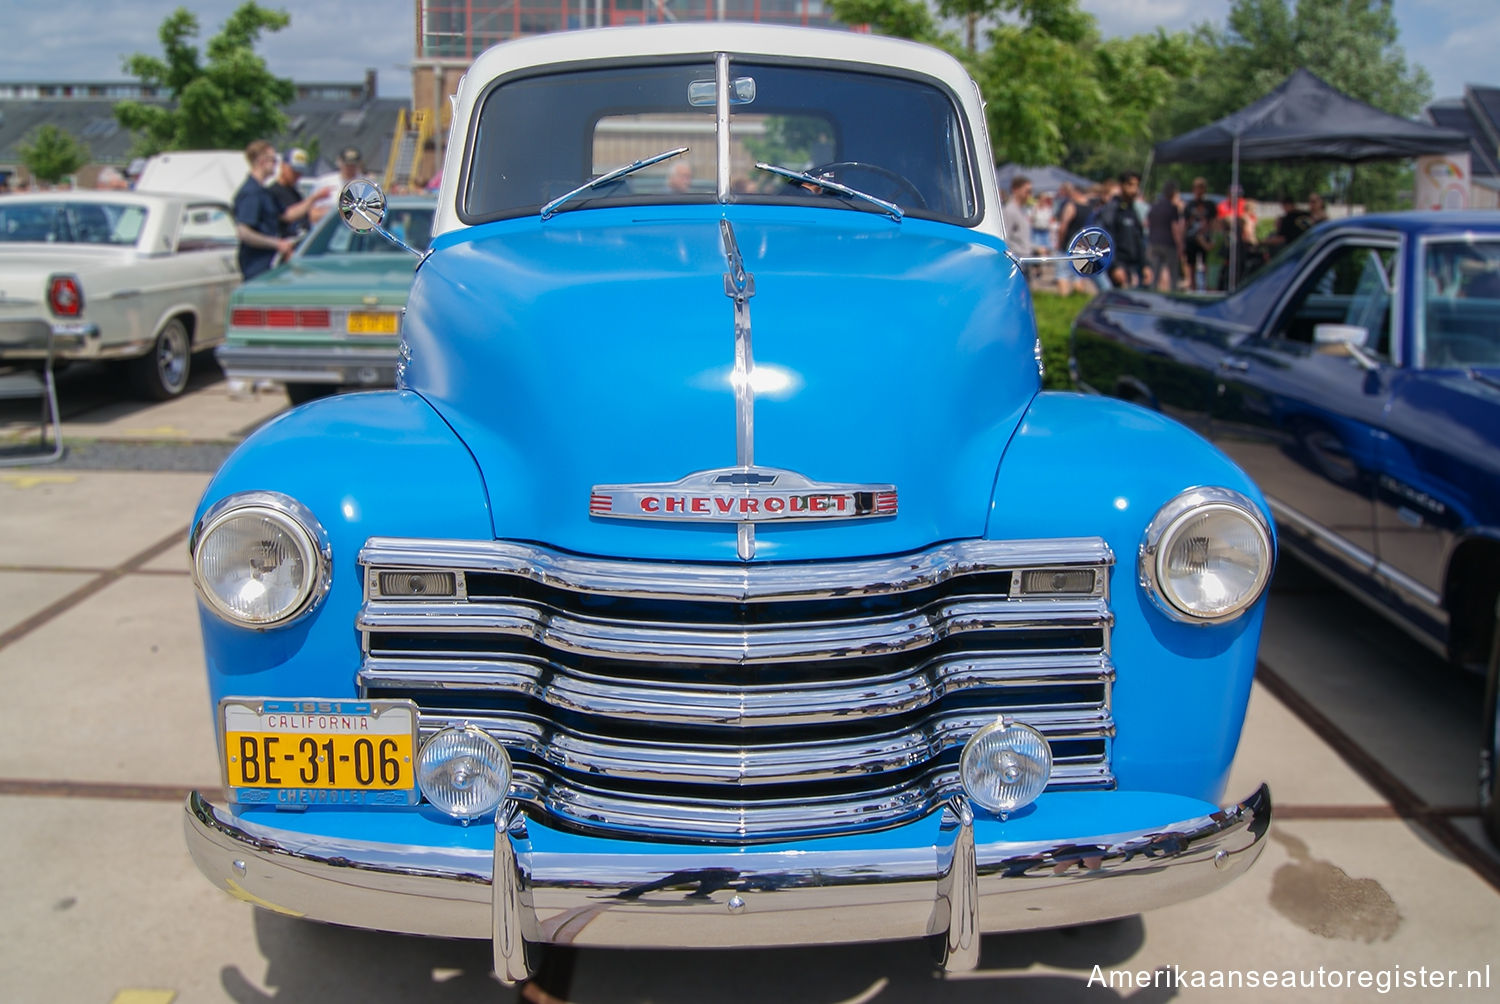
left=302, top=208, right=434, bottom=255
left=1419, top=239, right=1500, bottom=368
left=1274, top=243, right=1395, bottom=356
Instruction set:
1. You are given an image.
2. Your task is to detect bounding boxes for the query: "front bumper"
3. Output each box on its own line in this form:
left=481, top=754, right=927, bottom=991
left=215, top=343, right=397, bottom=386
left=185, top=783, right=1271, bottom=980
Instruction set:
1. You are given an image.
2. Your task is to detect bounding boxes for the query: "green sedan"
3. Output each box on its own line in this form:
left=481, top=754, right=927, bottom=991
left=216, top=197, right=434, bottom=404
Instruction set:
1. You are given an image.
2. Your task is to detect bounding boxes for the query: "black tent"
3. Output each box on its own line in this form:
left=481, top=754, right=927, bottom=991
left=1153, top=68, right=1469, bottom=286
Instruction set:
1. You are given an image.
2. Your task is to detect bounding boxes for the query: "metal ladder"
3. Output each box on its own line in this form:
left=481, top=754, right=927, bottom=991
left=383, top=109, right=433, bottom=192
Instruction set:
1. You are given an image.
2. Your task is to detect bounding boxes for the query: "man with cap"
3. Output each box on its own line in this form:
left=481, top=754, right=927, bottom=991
left=267, top=148, right=330, bottom=238
left=309, top=146, right=367, bottom=225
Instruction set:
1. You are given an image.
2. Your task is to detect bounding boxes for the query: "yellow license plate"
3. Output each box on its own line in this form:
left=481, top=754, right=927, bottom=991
left=346, top=310, right=399, bottom=335
left=222, top=699, right=418, bottom=804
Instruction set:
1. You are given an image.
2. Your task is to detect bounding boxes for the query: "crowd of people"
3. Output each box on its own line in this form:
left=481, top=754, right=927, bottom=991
left=1004, top=172, right=1332, bottom=294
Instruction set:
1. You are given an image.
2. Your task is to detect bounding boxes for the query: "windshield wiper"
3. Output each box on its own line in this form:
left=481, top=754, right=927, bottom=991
left=754, top=162, right=903, bottom=222
left=540, top=147, right=689, bottom=220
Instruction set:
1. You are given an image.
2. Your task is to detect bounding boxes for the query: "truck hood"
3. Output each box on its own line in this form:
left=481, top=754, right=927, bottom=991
left=404, top=205, right=1038, bottom=562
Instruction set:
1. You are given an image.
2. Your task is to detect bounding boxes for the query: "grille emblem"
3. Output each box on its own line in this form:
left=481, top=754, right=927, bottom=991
left=590, top=466, right=897, bottom=523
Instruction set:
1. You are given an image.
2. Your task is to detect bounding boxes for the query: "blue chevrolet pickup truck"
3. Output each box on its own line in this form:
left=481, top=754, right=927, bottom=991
left=183, top=22, right=1274, bottom=980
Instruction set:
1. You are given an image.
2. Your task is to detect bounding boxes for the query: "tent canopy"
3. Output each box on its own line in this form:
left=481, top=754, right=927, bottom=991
left=995, top=163, right=1094, bottom=194
left=1154, top=68, right=1469, bottom=164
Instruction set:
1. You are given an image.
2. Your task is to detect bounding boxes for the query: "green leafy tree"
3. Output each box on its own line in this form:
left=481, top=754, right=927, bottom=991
left=1157, top=0, right=1431, bottom=209
left=114, top=2, right=296, bottom=156
left=17, top=125, right=90, bottom=185
left=833, top=0, right=1201, bottom=168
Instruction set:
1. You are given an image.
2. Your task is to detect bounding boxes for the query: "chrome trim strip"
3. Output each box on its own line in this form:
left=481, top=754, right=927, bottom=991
left=359, top=594, right=1110, bottom=664
left=357, top=536, right=1115, bottom=602
left=1373, top=558, right=1444, bottom=617
left=360, top=650, right=1113, bottom=726
left=183, top=784, right=1271, bottom=944
left=715, top=52, right=731, bottom=202
left=1268, top=498, right=1376, bottom=572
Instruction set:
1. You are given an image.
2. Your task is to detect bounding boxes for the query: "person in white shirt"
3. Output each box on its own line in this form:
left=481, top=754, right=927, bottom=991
left=308, top=146, right=367, bottom=225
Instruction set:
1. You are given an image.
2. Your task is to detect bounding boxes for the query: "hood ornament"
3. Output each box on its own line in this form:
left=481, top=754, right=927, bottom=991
left=589, top=220, right=897, bottom=558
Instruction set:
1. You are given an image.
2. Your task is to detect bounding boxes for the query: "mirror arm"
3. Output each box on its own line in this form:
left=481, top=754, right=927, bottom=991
left=1010, top=249, right=1107, bottom=267
left=1347, top=343, right=1380, bottom=372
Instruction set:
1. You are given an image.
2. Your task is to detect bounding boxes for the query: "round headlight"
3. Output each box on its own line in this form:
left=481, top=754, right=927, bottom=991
left=1141, top=487, right=1273, bottom=623
left=191, top=492, right=329, bottom=627
left=417, top=726, right=512, bottom=820
left=960, top=718, right=1052, bottom=814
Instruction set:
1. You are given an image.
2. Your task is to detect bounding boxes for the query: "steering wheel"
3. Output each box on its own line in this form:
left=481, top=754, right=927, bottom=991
left=804, top=161, right=928, bottom=210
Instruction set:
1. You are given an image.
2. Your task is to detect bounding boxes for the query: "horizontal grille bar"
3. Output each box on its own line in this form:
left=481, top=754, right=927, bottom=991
left=361, top=595, right=1110, bottom=665
left=359, top=536, right=1112, bottom=602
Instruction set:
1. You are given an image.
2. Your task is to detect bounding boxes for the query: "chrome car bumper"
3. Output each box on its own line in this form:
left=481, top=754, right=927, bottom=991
left=0, top=318, right=103, bottom=358
left=185, top=783, right=1271, bottom=981
left=215, top=343, right=397, bottom=386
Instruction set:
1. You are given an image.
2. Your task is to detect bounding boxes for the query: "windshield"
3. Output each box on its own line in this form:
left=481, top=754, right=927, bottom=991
left=301, top=206, right=435, bottom=255
left=0, top=201, right=148, bottom=246
left=462, top=58, right=976, bottom=224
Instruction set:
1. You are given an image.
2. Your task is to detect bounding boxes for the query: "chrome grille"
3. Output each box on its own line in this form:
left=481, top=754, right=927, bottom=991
left=358, top=537, right=1116, bottom=842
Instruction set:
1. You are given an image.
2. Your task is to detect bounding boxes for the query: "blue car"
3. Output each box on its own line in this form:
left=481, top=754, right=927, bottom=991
left=1071, top=210, right=1500, bottom=846
left=183, top=24, right=1275, bottom=979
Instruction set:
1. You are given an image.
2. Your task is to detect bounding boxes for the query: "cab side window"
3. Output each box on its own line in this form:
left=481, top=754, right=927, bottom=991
left=178, top=205, right=237, bottom=251
left=1276, top=243, right=1396, bottom=356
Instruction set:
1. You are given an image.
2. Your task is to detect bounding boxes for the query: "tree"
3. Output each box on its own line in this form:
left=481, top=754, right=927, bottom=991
left=17, top=125, right=90, bottom=185
left=1156, top=0, right=1431, bottom=209
left=114, top=2, right=296, bottom=156
left=832, top=0, right=1201, bottom=168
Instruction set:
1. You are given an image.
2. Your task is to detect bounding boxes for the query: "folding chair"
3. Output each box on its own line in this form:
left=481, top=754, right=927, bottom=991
left=0, top=325, right=65, bottom=466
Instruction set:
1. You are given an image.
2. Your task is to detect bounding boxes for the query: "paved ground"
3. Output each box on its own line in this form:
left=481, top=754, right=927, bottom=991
left=1, top=364, right=1497, bottom=1002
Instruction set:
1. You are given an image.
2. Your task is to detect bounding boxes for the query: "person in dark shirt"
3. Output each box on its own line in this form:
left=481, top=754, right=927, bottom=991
left=265, top=148, right=330, bottom=238
left=1102, top=171, right=1147, bottom=288
left=1182, top=177, right=1216, bottom=291
left=233, top=140, right=295, bottom=280
left=1268, top=193, right=1314, bottom=251
left=1146, top=180, right=1183, bottom=291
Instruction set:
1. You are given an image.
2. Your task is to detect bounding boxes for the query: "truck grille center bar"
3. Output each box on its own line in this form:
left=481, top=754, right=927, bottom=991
left=357, top=537, right=1116, bottom=842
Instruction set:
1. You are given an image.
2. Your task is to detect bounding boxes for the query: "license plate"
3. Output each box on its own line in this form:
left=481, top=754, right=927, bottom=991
left=346, top=310, right=399, bottom=335
left=221, top=698, right=419, bottom=805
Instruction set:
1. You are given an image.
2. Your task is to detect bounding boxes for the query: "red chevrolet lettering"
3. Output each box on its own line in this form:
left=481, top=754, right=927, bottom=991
left=641, top=497, right=660, bottom=513
left=665, top=496, right=686, bottom=512
left=691, top=498, right=709, bottom=513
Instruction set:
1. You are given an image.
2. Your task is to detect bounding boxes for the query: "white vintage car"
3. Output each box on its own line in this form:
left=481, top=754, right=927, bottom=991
left=0, top=190, right=240, bottom=398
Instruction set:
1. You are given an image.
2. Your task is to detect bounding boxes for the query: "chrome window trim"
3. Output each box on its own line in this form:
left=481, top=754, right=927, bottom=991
left=189, top=490, right=332, bottom=629
left=358, top=536, right=1114, bottom=602
left=1263, top=228, right=1404, bottom=365
left=1413, top=230, right=1500, bottom=370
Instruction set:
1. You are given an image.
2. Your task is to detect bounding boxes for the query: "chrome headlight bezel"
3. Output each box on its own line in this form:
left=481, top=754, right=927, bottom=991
left=1139, top=486, right=1273, bottom=625
left=190, top=491, right=331, bottom=628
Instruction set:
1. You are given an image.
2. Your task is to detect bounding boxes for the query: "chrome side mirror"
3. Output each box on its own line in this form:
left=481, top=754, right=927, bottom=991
left=1068, top=227, right=1113, bottom=276
left=339, top=180, right=423, bottom=258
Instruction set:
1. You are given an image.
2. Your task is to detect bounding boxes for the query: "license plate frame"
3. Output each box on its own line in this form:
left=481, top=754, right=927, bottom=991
left=346, top=310, right=399, bottom=336
left=220, top=698, right=420, bottom=806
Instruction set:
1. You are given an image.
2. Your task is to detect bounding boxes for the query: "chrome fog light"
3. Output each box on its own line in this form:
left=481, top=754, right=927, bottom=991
left=960, top=718, right=1052, bottom=814
left=417, top=726, right=512, bottom=820
left=191, top=492, right=330, bottom=628
left=1141, top=487, right=1273, bottom=624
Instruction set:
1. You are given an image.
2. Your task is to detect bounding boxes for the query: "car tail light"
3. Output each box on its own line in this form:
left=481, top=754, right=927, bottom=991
left=296, top=309, right=331, bottom=328
left=47, top=275, right=83, bottom=317
left=265, top=308, right=296, bottom=327
left=230, top=308, right=265, bottom=327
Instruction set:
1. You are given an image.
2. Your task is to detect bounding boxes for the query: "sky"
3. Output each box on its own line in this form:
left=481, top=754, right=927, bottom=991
left=0, top=0, right=1494, bottom=105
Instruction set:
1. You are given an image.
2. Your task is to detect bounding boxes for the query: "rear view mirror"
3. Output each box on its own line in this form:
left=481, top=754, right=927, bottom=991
left=688, top=77, right=757, bottom=106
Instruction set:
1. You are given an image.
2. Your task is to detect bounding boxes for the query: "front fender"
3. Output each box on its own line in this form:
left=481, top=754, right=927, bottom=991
left=192, top=390, right=492, bottom=707
left=989, top=392, right=1275, bottom=803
